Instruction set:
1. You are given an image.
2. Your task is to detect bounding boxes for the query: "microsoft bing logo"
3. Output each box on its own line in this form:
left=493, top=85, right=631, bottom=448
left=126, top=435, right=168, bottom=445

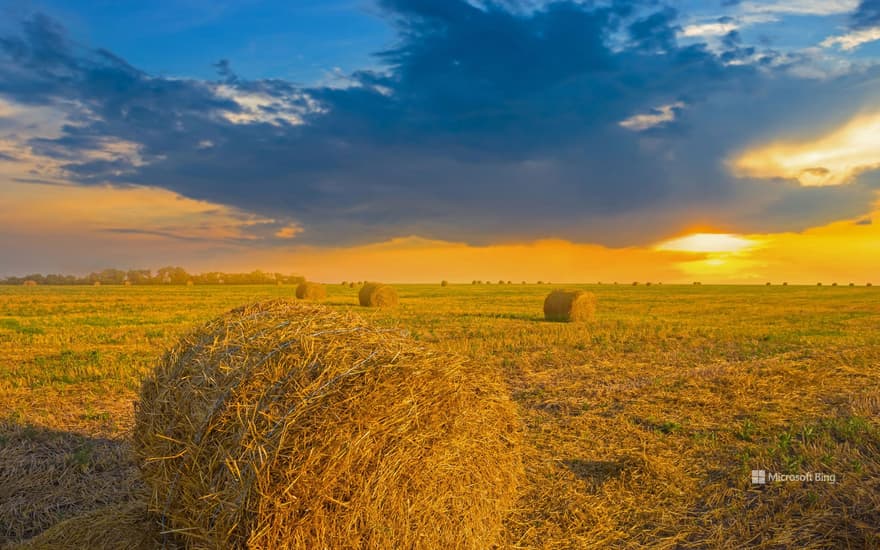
left=751, top=470, right=766, bottom=485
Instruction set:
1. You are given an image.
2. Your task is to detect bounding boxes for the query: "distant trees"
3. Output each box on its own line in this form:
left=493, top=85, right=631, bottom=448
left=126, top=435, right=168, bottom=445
left=2, top=268, right=305, bottom=286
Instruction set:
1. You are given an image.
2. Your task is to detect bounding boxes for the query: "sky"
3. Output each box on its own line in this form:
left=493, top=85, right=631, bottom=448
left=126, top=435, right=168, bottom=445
left=1, top=0, right=880, bottom=283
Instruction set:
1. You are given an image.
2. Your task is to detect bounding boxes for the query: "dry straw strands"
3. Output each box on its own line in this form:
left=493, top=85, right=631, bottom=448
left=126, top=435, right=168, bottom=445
left=11, top=501, right=172, bottom=550
left=295, top=281, right=326, bottom=300
left=543, top=290, right=596, bottom=322
left=358, top=282, right=398, bottom=308
left=133, top=300, right=522, bottom=549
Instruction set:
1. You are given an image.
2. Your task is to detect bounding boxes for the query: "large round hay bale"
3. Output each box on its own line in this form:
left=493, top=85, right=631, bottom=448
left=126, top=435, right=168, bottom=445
left=543, top=290, right=596, bottom=322
left=12, top=501, right=170, bottom=550
left=295, top=281, right=326, bottom=300
left=358, top=282, right=398, bottom=307
left=133, top=300, right=521, bottom=549
left=22, top=280, right=38, bottom=286
left=441, top=280, right=449, bottom=287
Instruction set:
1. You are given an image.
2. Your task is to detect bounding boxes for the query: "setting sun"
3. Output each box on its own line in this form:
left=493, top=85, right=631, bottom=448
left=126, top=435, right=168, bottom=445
left=655, top=233, right=756, bottom=254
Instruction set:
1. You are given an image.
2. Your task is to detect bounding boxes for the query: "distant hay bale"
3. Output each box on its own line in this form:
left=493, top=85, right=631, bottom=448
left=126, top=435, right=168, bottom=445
left=766, top=282, right=771, bottom=286
left=349, top=282, right=356, bottom=288
left=632, top=282, right=639, bottom=286
left=832, top=282, right=838, bottom=287
left=782, top=282, right=788, bottom=286
left=507, top=281, right=512, bottom=285
left=124, top=280, right=132, bottom=286
left=22, top=280, right=37, bottom=286
left=543, top=290, right=596, bottom=322
left=92, top=281, right=101, bottom=287
left=133, top=300, right=522, bottom=549
left=441, top=280, right=449, bottom=287
left=868, top=283, right=873, bottom=287
left=12, top=501, right=170, bottom=550
left=645, top=282, right=652, bottom=286
left=817, top=282, right=823, bottom=286
left=693, top=281, right=702, bottom=286
left=358, top=282, right=398, bottom=308
left=536, top=280, right=543, bottom=285
left=849, top=282, right=855, bottom=287
left=186, top=280, right=194, bottom=286
left=296, top=282, right=327, bottom=300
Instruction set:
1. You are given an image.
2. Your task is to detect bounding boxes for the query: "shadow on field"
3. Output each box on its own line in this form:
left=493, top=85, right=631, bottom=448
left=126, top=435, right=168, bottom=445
left=0, top=420, right=143, bottom=546
left=562, top=458, right=628, bottom=484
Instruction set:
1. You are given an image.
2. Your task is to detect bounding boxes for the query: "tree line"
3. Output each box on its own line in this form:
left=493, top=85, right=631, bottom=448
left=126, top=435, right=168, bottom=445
left=4, top=267, right=306, bottom=286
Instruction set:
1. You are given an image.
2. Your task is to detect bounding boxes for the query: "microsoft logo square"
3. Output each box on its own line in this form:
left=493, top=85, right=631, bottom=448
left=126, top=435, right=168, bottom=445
left=751, top=470, right=766, bottom=484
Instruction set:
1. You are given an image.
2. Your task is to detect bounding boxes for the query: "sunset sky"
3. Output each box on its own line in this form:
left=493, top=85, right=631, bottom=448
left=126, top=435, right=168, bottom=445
left=1, top=0, right=880, bottom=283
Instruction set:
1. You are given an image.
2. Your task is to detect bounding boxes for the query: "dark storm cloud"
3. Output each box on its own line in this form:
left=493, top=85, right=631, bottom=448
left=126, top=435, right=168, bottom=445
left=851, top=0, right=880, bottom=28
left=0, top=1, right=878, bottom=246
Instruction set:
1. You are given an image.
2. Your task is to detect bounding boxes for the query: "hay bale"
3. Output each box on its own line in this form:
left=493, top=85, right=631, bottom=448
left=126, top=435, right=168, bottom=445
left=22, top=280, right=37, bottom=286
left=93, top=281, right=101, bottom=287
left=11, top=501, right=170, bottom=550
left=133, top=300, right=521, bottom=549
left=543, top=290, right=596, bottom=322
left=358, top=282, right=398, bottom=308
left=868, top=283, right=873, bottom=287
left=349, top=282, right=356, bottom=288
left=441, top=280, right=449, bottom=287
left=124, top=280, right=132, bottom=286
left=296, top=281, right=327, bottom=300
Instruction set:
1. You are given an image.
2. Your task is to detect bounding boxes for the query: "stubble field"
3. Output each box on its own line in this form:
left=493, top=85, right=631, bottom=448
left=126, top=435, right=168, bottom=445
left=1, top=284, right=878, bottom=548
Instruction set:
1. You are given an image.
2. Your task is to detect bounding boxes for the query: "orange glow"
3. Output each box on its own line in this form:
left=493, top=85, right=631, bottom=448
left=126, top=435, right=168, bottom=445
left=2, top=182, right=879, bottom=285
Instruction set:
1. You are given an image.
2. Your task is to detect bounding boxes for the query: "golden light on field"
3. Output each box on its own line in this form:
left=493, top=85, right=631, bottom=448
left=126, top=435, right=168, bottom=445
left=732, top=111, right=880, bottom=186
left=654, top=233, right=756, bottom=253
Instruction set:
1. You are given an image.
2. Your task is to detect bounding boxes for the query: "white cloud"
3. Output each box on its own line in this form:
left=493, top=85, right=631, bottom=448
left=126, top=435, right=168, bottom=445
left=214, top=85, right=321, bottom=126
left=680, top=21, right=740, bottom=38
left=821, top=27, right=880, bottom=50
left=738, top=0, right=859, bottom=16
left=619, top=102, right=685, bottom=131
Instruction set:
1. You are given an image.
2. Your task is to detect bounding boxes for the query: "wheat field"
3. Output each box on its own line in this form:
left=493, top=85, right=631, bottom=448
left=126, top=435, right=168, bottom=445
left=1, top=284, right=878, bottom=548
